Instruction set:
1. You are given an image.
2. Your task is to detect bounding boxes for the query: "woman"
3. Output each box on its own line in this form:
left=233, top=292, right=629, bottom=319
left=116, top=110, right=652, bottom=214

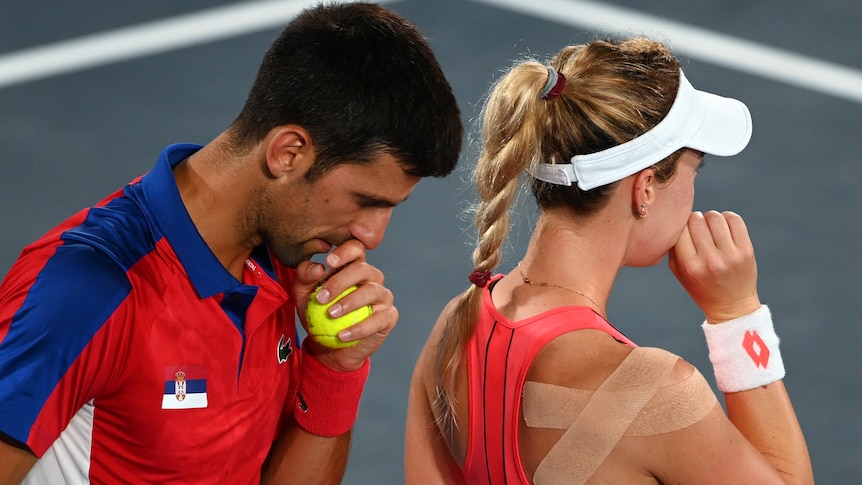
left=405, top=38, right=813, bottom=484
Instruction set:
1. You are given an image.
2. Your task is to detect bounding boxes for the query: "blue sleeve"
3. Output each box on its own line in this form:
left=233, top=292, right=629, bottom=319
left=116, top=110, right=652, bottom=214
left=0, top=242, right=132, bottom=445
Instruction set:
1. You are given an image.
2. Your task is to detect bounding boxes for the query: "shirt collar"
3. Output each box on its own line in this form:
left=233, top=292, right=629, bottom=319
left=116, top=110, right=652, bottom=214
left=139, top=143, right=243, bottom=298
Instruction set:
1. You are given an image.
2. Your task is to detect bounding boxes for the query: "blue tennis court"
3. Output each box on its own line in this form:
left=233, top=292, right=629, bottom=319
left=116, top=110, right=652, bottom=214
left=1, top=1, right=859, bottom=482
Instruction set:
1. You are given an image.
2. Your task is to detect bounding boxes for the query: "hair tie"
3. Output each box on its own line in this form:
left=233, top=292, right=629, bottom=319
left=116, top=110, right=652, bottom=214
left=540, top=66, right=566, bottom=100
left=468, top=269, right=491, bottom=288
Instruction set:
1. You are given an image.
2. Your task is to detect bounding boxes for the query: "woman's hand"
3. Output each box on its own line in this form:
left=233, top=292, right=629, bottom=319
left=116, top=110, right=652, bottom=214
left=668, top=211, right=761, bottom=323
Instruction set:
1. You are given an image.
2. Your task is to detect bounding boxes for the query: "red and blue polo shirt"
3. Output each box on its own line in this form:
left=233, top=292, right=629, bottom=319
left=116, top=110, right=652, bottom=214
left=0, top=144, right=301, bottom=483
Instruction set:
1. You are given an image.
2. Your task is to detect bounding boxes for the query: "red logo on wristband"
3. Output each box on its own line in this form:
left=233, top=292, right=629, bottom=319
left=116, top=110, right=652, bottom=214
left=742, top=330, right=770, bottom=368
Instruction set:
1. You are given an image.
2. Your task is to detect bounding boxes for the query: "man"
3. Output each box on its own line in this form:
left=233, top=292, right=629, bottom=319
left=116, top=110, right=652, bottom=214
left=0, top=2, right=462, bottom=483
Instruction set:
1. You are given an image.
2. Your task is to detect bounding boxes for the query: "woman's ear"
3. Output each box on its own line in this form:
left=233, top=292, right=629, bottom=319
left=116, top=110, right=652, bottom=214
left=265, top=125, right=315, bottom=179
left=631, top=167, right=656, bottom=218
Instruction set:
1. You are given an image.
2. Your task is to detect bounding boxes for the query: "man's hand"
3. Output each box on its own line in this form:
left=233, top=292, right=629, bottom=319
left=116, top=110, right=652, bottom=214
left=668, top=211, right=761, bottom=323
left=292, top=239, right=398, bottom=371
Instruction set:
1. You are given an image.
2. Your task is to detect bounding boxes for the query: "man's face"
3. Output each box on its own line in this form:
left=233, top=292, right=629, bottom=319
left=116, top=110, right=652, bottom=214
left=256, top=153, right=421, bottom=268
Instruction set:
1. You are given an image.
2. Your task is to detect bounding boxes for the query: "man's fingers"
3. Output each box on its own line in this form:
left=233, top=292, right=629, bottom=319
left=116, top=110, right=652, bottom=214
left=296, top=260, right=327, bottom=285
left=319, top=280, right=390, bottom=319
left=325, top=239, right=367, bottom=269
left=317, top=263, right=384, bottom=305
left=293, top=261, right=328, bottom=314
left=339, top=304, right=399, bottom=343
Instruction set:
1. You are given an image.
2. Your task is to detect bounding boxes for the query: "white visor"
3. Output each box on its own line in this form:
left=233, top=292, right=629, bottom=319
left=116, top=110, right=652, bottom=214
left=528, top=70, right=752, bottom=190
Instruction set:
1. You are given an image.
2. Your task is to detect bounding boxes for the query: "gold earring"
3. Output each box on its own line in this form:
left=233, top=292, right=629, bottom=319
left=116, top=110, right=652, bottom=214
left=638, top=204, right=649, bottom=218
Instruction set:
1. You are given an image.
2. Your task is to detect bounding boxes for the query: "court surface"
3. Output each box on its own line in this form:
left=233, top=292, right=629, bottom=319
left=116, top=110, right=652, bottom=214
left=1, top=1, right=859, bottom=482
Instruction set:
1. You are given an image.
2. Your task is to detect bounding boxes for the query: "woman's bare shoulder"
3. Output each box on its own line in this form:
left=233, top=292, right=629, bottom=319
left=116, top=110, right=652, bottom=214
left=526, top=328, right=636, bottom=390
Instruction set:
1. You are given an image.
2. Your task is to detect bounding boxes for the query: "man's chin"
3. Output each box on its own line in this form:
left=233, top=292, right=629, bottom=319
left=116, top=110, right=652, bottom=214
left=274, top=243, right=334, bottom=268
left=266, top=248, right=308, bottom=269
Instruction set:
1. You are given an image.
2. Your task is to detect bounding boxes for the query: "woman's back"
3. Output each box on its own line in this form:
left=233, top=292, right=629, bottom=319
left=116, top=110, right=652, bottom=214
left=409, top=275, right=727, bottom=484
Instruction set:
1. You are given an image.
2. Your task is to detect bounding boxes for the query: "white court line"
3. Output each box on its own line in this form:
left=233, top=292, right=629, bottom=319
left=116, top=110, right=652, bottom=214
left=475, top=0, right=862, bottom=104
left=2, top=0, right=860, bottom=103
left=0, top=0, right=397, bottom=90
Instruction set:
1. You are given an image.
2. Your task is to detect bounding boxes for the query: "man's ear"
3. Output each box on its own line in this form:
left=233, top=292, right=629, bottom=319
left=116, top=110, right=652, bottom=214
left=265, top=125, right=315, bottom=179
left=631, top=167, right=656, bottom=217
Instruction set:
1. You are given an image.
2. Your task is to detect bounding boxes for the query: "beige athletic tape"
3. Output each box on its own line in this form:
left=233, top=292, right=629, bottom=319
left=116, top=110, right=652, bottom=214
left=523, top=362, right=717, bottom=436
left=627, top=365, right=717, bottom=436
left=522, top=383, right=590, bottom=429
left=522, top=347, right=714, bottom=484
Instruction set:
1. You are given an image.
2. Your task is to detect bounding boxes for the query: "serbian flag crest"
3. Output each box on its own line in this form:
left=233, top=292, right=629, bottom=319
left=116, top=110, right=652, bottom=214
left=163, top=365, right=207, bottom=409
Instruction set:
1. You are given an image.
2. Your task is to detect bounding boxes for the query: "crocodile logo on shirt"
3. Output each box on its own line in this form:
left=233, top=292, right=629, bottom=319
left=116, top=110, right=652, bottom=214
left=277, top=334, right=293, bottom=364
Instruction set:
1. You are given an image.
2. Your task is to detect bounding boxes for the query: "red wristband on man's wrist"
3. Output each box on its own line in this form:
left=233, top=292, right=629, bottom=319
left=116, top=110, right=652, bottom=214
left=293, top=341, right=370, bottom=437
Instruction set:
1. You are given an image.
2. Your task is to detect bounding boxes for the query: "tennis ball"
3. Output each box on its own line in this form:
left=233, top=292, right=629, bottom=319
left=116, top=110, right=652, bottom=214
left=306, top=285, right=372, bottom=349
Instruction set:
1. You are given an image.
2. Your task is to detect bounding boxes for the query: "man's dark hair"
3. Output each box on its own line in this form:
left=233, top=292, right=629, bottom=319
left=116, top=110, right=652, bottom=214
left=231, top=2, right=462, bottom=180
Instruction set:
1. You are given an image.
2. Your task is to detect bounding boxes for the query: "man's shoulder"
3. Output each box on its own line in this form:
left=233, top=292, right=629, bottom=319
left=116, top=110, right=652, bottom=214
left=3, top=194, right=155, bottom=304
left=60, top=194, right=158, bottom=273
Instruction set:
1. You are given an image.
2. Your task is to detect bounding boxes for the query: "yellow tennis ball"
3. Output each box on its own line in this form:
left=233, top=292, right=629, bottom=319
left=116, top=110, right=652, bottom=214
left=306, top=285, right=372, bottom=349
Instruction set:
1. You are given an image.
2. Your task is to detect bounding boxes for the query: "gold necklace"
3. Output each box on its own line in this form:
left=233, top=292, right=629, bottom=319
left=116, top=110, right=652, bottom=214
left=516, top=263, right=608, bottom=319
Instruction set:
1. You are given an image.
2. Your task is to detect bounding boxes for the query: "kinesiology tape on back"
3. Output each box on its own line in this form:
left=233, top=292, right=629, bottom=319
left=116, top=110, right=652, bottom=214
left=522, top=347, right=717, bottom=484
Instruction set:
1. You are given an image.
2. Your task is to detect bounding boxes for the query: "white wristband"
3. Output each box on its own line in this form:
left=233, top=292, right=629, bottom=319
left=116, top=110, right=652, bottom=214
left=701, top=305, right=785, bottom=393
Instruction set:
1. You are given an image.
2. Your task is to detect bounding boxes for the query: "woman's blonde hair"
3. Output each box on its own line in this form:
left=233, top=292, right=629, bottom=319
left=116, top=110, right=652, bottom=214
left=434, top=38, right=683, bottom=437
